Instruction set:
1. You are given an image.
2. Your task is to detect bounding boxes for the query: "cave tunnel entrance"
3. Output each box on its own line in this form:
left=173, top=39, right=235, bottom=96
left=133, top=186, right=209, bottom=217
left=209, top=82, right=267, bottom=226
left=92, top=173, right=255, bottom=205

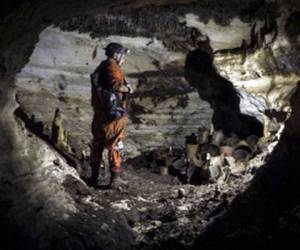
left=13, top=21, right=269, bottom=186
left=11, top=19, right=279, bottom=250
left=2, top=1, right=300, bottom=250
left=185, top=47, right=264, bottom=138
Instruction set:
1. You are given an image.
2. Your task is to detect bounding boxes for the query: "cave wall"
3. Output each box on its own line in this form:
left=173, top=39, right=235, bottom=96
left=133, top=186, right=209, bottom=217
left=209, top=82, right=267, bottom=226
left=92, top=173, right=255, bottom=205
left=14, top=0, right=299, bottom=156
left=0, top=0, right=300, bottom=249
left=55, top=0, right=299, bottom=109
left=15, top=26, right=213, bottom=157
left=0, top=1, right=203, bottom=249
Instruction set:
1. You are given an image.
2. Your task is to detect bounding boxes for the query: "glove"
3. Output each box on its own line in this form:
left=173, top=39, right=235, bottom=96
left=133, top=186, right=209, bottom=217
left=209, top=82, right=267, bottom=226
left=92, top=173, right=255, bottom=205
left=124, top=79, right=134, bottom=94
left=127, top=84, right=134, bottom=94
left=119, top=85, right=130, bottom=93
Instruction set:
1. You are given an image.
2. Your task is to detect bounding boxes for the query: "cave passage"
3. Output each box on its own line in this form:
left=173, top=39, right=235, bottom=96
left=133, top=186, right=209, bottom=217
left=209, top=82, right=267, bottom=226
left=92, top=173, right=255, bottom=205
left=10, top=28, right=272, bottom=250
left=185, top=47, right=264, bottom=138
left=1, top=1, right=300, bottom=250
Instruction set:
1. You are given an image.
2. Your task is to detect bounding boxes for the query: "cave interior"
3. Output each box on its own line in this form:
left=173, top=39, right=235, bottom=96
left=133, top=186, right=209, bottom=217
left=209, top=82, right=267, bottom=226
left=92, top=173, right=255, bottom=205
left=1, top=1, right=300, bottom=250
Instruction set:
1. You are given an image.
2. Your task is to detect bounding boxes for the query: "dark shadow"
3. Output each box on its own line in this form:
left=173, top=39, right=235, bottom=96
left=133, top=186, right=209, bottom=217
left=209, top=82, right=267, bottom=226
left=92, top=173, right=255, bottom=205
left=126, top=149, right=188, bottom=184
left=0, top=119, right=26, bottom=250
left=285, top=11, right=300, bottom=45
left=185, top=47, right=263, bottom=138
left=94, top=184, right=110, bottom=190
left=14, top=106, right=79, bottom=168
left=190, top=82, right=300, bottom=249
left=265, top=108, right=289, bottom=123
left=81, top=176, right=111, bottom=190
left=127, top=67, right=184, bottom=79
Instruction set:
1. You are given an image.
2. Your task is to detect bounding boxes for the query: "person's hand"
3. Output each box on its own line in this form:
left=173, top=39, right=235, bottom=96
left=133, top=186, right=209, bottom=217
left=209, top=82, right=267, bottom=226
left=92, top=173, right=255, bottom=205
left=124, top=80, right=134, bottom=94
left=119, top=85, right=130, bottom=93
left=127, top=84, right=134, bottom=94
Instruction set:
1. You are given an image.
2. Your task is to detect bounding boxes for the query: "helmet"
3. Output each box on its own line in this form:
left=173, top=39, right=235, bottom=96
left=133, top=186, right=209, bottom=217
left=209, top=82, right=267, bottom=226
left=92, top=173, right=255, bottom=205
left=104, top=43, right=129, bottom=57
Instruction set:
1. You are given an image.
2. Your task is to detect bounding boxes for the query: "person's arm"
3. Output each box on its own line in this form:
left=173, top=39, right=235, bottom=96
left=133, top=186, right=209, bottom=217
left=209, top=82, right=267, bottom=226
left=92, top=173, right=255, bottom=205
left=106, top=61, right=134, bottom=93
left=106, top=61, right=124, bottom=92
left=124, top=79, right=134, bottom=93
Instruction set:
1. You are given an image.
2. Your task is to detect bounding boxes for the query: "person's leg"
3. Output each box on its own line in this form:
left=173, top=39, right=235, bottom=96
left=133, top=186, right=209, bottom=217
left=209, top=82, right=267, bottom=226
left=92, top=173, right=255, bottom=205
left=108, top=146, right=128, bottom=188
left=106, top=117, right=126, bottom=173
left=108, top=132, right=125, bottom=188
left=102, top=117, right=126, bottom=188
left=108, top=145, right=122, bottom=174
left=90, top=115, right=106, bottom=186
left=90, top=139, right=104, bottom=186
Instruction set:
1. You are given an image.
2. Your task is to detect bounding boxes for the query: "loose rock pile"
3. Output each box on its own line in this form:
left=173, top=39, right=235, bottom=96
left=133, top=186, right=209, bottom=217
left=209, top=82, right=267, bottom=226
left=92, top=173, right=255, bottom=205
left=137, top=126, right=270, bottom=186
left=94, top=128, right=278, bottom=249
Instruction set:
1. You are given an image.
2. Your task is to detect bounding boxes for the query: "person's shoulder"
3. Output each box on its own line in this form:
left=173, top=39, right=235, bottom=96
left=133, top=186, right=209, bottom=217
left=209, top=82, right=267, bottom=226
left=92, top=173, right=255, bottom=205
left=99, top=58, right=120, bottom=73
left=99, top=59, right=109, bottom=66
left=100, top=58, right=117, bottom=67
left=97, top=59, right=110, bottom=70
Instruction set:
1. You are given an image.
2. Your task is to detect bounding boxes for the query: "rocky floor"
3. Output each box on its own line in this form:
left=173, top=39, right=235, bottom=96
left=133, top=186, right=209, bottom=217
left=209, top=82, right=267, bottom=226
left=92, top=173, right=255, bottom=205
left=1, top=1, right=300, bottom=249
left=64, top=145, right=271, bottom=250
left=2, top=101, right=298, bottom=250
left=12, top=88, right=277, bottom=250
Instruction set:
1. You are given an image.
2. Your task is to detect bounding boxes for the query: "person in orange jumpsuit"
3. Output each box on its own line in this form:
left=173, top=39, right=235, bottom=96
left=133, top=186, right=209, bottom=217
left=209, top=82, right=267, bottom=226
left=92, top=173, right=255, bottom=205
left=90, top=43, right=132, bottom=188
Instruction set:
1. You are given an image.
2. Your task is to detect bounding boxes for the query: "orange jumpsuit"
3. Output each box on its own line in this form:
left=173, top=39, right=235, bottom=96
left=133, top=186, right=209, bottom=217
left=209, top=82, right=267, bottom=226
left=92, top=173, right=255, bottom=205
left=90, top=58, right=127, bottom=174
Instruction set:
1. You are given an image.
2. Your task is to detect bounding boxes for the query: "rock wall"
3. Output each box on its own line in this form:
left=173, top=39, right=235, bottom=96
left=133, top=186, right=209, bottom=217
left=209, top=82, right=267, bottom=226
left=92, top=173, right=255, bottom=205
left=0, top=1, right=300, bottom=249
left=55, top=1, right=299, bottom=109
left=15, top=26, right=213, bottom=157
left=185, top=48, right=264, bottom=137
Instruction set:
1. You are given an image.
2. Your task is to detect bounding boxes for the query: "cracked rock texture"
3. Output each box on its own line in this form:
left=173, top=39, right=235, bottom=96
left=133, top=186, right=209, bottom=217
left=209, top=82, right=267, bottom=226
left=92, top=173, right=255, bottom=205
left=15, top=26, right=213, bottom=158
left=1, top=0, right=300, bottom=250
left=15, top=0, right=300, bottom=160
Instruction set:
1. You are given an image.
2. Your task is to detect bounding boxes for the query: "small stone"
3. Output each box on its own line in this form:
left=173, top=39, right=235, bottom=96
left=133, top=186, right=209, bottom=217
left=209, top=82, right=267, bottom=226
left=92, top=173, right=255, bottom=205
left=208, top=164, right=221, bottom=181
left=139, top=206, right=149, bottom=213
left=62, top=213, right=70, bottom=220
left=233, top=149, right=249, bottom=162
left=101, top=223, right=109, bottom=231
left=53, top=159, right=60, bottom=166
left=230, top=162, right=246, bottom=174
left=151, top=220, right=162, bottom=227
left=178, top=188, right=186, bottom=198
left=159, top=166, right=168, bottom=176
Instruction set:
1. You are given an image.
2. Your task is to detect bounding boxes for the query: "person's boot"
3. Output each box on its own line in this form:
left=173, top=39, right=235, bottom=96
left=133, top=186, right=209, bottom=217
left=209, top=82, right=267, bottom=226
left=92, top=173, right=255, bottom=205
left=89, top=165, right=99, bottom=187
left=109, top=172, right=128, bottom=190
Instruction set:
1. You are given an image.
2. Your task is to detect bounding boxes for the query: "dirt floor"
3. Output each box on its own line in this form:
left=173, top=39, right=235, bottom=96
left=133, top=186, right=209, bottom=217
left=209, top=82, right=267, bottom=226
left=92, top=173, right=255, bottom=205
left=62, top=147, right=269, bottom=250
left=13, top=89, right=275, bottom=249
